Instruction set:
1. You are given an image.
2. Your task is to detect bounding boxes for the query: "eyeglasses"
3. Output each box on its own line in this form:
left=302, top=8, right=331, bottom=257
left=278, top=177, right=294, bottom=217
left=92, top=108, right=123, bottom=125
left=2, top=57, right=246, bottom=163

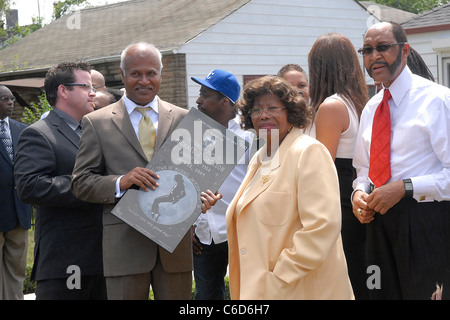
left=63, top=83, right=96, bottom=93
left=250, top=106, right=286, bottom=118
left=0, top=96, right=16, bottom=102
left=358, top=43, right=406, bottom=56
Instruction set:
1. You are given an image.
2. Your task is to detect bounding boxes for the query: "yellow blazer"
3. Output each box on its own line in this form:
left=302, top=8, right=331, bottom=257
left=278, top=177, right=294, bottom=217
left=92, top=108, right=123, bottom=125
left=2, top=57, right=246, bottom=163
left=226, top=128, right=354, bottom=300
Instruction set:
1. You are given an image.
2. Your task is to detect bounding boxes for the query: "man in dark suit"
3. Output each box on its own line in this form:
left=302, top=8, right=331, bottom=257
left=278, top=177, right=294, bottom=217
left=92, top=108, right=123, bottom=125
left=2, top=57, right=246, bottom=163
left=71, top=42, right=219, bottom=300
left=0, top=85, right=32, bottom=300
left=14, top=62, right=106, bottom=300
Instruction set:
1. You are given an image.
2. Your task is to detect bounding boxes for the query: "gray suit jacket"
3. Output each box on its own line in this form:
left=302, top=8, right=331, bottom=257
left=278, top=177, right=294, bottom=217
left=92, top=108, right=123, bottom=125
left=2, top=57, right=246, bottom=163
left=71, top=97, right=190, bottom=278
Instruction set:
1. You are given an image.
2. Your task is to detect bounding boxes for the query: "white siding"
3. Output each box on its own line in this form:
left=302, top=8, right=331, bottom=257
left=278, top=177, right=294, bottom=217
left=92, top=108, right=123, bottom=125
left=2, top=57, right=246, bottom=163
left=407, top=30, right=450, bottom=85
left=179, top=0, right=375, bottom=108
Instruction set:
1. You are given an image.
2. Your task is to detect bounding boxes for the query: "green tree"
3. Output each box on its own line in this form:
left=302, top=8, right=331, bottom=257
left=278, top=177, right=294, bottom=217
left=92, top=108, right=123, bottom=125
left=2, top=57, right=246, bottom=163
left=1, top=0, right=91, bottom=49
left=1, top=0, right=14, bottom=39
left=22, top=92, right=52, bottom=125
left=0, top=0, right=13, bottom=16
left=53, top=0, right=91, bottom=20
left=364, top=0, right=450, bottom=14
left=1, top=16, right=43, bottom=49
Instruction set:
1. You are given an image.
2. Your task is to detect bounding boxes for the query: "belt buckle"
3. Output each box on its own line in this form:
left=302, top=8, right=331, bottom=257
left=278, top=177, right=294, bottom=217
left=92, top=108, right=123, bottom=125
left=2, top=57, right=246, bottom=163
left=369, top=183, right=376, bottom=194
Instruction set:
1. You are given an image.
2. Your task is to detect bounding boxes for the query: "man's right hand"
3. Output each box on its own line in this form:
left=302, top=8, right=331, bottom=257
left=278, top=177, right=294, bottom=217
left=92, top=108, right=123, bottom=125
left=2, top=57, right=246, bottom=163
left=120, top=167, right=160, bottom=192
left=352, top=190, right=375, bottom=224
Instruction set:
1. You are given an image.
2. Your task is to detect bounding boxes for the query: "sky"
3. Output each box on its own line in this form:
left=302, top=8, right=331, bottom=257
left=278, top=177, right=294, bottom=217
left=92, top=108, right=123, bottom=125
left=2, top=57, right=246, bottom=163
left=11, top=0, right=129, bottom=26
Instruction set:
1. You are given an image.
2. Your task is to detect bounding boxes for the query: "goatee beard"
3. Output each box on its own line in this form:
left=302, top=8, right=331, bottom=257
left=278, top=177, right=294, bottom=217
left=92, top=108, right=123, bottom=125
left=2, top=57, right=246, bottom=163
left=367, top=47, right=403, bottom=80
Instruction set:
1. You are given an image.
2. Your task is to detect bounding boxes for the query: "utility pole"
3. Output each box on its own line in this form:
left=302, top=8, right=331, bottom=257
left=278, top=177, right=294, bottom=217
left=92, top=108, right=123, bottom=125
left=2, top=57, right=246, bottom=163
left=37, top=0, right=41, bottom=20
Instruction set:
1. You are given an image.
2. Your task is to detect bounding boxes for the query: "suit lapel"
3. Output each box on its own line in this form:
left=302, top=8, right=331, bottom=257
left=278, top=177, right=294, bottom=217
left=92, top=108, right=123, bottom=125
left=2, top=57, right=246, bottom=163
left=155, top=97, right=174, bottom=151
left=236, top=147, right=279, bottom=213
left=47, top=111, right=80, bottom=148
left=235, top=128, right=301, bottom=214
left=9, top=119, right=21, bottom=150
left=111, top=99, right=147, bottom=161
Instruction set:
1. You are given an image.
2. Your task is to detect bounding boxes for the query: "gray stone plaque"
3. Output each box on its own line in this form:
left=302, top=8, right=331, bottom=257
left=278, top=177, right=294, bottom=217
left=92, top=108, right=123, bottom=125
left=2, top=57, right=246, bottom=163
left=112, top=108, right=249, bottom=252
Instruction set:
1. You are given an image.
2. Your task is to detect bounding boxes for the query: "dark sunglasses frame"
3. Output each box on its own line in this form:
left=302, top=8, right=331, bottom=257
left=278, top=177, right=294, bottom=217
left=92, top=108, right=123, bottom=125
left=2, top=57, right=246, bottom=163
left=63, top=83, right=96, bottom=93
left=358, top=42, right=406, bottom=56
left=0, top=96, right=16, bottom=102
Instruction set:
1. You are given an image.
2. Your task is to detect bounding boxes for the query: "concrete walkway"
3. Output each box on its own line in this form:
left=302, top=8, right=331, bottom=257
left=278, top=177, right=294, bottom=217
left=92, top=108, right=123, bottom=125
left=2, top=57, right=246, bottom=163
left=24, top=293, right=35, bottom=300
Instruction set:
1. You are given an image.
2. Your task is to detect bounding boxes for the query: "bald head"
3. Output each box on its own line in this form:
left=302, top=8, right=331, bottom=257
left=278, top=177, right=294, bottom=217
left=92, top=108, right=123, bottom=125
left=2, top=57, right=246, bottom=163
left=91, top=69, right=106, bottom=91
left=120, top=42, right=163, bottom=75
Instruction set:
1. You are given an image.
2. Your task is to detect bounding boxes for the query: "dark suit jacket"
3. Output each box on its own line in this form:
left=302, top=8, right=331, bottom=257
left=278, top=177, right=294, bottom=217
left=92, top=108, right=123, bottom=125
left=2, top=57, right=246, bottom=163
left=0, top=118, right=31, bottom=232
left=71, top=97, right=190, bottom=278
left=14, top=110, right=103, bottom=281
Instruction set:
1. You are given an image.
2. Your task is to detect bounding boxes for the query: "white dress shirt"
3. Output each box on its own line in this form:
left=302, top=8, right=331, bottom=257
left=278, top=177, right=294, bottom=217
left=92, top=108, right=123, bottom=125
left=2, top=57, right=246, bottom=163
left=194, top=115, right=253, bottom=245
left=353, top=66, right=450, bottom=202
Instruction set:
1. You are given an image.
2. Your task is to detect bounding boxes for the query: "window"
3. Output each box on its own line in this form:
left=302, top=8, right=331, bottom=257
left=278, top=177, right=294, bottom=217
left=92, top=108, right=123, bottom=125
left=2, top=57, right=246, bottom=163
left=444, top=57, right=450, bottom=88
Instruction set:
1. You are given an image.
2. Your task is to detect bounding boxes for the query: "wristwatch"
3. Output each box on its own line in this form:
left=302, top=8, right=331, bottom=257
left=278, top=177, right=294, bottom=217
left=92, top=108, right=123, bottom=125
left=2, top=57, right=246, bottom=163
left=403, top=178, right=413, bottom=198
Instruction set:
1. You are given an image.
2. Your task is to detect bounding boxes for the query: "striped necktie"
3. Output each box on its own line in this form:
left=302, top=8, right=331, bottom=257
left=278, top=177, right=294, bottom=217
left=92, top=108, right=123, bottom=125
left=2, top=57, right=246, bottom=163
left=0, top=120, right=14, bottom=163
left=135, top=107, right=156, bottom=162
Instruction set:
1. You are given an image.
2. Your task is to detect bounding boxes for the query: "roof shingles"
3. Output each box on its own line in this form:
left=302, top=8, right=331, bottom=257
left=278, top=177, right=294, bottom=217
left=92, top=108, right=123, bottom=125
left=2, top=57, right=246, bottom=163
left=0, top=0, right=250, bottom=72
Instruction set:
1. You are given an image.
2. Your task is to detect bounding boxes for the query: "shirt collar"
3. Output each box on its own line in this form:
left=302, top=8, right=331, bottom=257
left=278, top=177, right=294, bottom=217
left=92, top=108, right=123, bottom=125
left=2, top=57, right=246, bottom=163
left=123, top=95, right=159, bottom=115
left=227, top=115, right=241, bottom=130
left=384, top=66, right=412, bottom=108
left=0, top=117, right=10, bottom=127
left=53, top=108, right=80, bottom=131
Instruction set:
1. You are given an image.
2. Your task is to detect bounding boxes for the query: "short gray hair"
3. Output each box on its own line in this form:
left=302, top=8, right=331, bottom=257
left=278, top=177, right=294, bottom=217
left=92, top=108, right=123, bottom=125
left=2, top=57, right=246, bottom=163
left=120, top=42, right=163, bottom=74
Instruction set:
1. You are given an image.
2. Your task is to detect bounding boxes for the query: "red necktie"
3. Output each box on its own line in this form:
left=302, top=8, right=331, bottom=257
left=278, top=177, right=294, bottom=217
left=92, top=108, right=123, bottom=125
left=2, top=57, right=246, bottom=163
left=369, top=89, right=392, bottom=188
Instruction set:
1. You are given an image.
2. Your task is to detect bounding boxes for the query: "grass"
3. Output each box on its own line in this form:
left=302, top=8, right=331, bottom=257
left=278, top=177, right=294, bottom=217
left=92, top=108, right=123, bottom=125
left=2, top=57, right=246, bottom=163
left=23, top=227, right=36, bottom=294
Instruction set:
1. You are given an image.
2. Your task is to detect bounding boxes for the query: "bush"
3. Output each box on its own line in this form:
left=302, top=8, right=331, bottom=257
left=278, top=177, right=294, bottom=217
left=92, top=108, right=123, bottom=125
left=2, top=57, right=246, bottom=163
left=23, top=264, right=36, bottom=294
left=22, top=92, right=52, bottom=125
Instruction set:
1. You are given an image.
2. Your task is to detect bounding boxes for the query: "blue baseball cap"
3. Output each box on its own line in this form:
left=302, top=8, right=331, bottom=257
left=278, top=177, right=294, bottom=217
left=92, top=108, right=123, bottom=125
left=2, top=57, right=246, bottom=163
left=191, top=69, right=241, bottom=104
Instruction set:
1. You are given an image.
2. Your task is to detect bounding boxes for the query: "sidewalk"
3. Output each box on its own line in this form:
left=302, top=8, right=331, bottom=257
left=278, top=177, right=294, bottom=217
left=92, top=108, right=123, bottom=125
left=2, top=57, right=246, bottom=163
left=24, top=293, right=35, bottom=300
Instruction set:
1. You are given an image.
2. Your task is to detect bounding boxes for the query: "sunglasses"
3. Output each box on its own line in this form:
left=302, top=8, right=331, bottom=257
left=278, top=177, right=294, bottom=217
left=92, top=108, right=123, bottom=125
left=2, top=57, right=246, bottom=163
left=0, top=96, right=16, bottom=102
left=358, top=43, right=406, bottom=56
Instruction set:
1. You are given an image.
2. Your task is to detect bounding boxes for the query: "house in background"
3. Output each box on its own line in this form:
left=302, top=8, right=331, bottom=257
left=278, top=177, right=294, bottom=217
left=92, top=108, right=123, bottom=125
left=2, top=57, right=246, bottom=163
left=0, top=0, right=376, bottom=120
left=401, top=3, right=450, bottom=87
left=359, top=1, right=417, bottom=24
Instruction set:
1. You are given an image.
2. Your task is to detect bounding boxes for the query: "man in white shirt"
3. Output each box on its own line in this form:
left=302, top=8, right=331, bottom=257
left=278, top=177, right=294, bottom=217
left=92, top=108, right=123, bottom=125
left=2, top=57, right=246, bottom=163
left=191, top=70, right=252, bottom=299
left=352, top=22, right=450, bottom=299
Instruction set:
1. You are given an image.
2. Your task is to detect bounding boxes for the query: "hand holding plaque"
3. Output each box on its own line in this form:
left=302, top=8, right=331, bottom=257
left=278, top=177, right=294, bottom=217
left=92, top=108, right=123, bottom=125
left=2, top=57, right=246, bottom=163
left=112, top=108, right=248, bottom=252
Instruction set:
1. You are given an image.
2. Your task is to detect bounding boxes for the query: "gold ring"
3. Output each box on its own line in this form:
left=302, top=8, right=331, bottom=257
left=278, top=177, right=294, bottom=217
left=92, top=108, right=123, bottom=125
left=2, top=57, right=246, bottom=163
left=357, top=208, right=362, bottom=215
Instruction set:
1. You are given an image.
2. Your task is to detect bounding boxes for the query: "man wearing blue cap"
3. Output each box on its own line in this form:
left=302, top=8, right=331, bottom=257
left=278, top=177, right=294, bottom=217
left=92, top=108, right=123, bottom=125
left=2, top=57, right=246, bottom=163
left=191, top=69, right=252, bottom=300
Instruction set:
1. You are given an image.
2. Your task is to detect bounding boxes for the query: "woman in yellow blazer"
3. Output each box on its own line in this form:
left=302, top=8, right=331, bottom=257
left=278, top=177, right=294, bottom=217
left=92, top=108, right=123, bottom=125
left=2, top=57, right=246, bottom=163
left=226, top=76, right=354, bottom=300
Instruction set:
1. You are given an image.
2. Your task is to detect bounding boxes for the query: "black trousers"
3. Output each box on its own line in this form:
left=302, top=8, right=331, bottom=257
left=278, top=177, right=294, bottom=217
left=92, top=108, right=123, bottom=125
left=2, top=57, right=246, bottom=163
left=336, top=158, right=369, bottom=300
left=35, top=274, right=107, bottom=300
left=366, top=198, right=450, bottom=300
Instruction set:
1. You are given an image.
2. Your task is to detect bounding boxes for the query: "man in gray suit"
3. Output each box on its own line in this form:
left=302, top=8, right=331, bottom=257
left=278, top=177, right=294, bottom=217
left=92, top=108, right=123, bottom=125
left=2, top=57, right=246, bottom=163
left=71, top=43, right=217, bottom=300
left=14, top=62, right=105, bottom=299
left=0, top=85, right=32, bottom=300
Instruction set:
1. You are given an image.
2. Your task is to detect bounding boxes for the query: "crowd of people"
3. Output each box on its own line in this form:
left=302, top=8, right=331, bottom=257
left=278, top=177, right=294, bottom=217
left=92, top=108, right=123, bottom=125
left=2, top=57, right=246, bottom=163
left=1, top=21, right=449, bottom=300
